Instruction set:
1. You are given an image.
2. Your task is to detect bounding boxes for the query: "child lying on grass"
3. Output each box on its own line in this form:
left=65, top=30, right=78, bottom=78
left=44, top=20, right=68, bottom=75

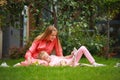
left=38, top=51, right=77, bottom=66
left=14, top=47, right=105, bottom=67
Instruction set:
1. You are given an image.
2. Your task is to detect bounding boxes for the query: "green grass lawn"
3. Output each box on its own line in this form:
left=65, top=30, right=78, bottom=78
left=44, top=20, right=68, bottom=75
left=0, top=56, right=120, bottom=80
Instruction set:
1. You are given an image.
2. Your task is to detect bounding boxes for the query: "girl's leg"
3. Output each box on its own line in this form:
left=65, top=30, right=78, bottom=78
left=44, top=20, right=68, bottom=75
left=75, top=46, right=95, bottom=64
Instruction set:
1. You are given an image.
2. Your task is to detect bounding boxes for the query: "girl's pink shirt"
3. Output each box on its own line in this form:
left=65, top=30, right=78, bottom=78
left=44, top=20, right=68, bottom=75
left=25, top=38, right=63, bottom=59
left=49, top=55, right=72, bottom=66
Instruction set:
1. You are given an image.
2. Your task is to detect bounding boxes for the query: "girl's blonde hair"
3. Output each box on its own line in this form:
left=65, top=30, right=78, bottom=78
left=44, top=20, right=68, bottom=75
left=38, top=51, right=48, bottom=59
left=35, top=25, right=58, bottom=41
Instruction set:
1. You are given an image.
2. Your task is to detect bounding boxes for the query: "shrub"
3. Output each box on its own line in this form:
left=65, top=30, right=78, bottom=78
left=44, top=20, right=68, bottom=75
left=58, top=22, right=111, bottom=56
left=9, top=42, right=31, bottom=59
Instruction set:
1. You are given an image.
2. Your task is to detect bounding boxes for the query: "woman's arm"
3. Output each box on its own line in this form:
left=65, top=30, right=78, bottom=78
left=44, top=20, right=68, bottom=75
left=54, top=38, right=63, bottom=56
left=25, top=40, right=39, bottom=60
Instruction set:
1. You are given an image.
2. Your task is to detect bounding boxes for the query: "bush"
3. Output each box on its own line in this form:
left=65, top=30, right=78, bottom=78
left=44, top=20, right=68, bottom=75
left=58, top=22, right=110, bottom=56
left=9, top=42, right=31, bottom=59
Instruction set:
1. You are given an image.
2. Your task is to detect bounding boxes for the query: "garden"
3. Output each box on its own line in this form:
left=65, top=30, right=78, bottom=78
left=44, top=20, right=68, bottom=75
left=0, top=0, right=120, bottom=80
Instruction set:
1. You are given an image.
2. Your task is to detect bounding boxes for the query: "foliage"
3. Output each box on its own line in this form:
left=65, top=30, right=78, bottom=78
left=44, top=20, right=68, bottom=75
left=0, top=0, right=7, bottom=6
left=59, top=22, right=109, bottom=55
left=94, top=0, right=120, bottom=20
left=9, top=42, right=31, bottom=59
left=0, top=0, right=120, bottom=57
left=1, top=0, right=120, bottom=28
left=0, top=0, right=24, bottom=29
left=25, top=0, right=118, bottom=56
left=29, top=24, right=48, bottom=41
left=9, top=47, right=24, bottom=59
left=0, top=15, right=6, bottom=28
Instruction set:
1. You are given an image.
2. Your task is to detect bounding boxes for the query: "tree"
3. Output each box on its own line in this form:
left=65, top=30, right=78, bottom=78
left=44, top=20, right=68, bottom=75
left=1, top=0, right=120, bottom=56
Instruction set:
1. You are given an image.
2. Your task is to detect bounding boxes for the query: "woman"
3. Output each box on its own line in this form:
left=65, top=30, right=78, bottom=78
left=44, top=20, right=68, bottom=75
left=25, top=25, right=63, bottom=59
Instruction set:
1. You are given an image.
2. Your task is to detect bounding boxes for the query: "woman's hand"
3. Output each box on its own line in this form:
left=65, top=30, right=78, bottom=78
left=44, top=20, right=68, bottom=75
left=27, top=57, right=32, bottom=64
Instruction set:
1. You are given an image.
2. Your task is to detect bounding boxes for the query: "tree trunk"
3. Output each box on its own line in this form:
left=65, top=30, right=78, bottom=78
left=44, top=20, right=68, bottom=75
left=106, top=20, right=110, bottom=59
left=52, top=4, right=57, bottom=28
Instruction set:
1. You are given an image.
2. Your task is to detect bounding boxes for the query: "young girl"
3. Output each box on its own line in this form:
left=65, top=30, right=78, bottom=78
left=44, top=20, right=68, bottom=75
left=38, top=46, right=106, bottom=67
left=38, top=51, right=77, bottom=66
